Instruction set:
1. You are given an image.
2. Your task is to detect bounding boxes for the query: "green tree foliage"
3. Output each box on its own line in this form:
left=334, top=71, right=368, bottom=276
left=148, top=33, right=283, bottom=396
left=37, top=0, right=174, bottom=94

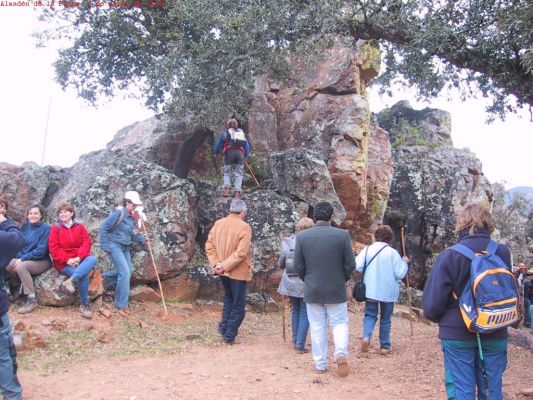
left=38, top=0, right=532, bottom=126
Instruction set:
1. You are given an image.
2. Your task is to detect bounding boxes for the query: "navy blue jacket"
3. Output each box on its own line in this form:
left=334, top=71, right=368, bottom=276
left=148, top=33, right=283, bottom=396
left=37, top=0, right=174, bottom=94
left=422, top=229, right=512, bottom=341
left=213, top=131, right=250, bottom=157
left=17, top=221, right=51, bottom=261
left=0, top=219, right=25, bottom=316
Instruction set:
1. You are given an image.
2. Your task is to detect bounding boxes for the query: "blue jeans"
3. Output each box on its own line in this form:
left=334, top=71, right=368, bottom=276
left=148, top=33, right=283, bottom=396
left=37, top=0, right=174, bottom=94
left=306, top=302, right=349, bottom=371
left=0, top=314, right=22, bottom=400
left=103, top=244, right=133, bottom=310
left=289, top=296, right=309, bottom=350
left=442, top=339, right=508, bottom=400
left=524, top=297, right=531, bottom=326
left=60, top=256, right=97, bottom=305
left=219, top=277, right=247, bottom=342
left=363, top=300, right=394, bottom=350
left=530, top=305, right=533, bottom=334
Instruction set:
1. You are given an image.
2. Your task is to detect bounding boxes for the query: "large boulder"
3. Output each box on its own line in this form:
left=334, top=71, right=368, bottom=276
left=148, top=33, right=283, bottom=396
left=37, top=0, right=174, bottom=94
left=47, top=150, right=198, bottom=283
left=0, top=162, right=64, bottom=221
left=381, top=101, right=492, bottom=288
left=270, top=148, right=346, bottom=225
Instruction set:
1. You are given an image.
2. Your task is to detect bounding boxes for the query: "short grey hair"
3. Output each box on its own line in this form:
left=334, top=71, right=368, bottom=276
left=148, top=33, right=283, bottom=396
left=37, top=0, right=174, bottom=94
left=229, top=199, right=247, bottom=213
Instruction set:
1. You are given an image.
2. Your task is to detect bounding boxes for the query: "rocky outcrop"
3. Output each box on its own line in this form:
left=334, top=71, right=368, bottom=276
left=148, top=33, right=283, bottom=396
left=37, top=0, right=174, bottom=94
left=270, top=148, right=346, bottom=224
left=46, top=150, right=198, bottom=283
left=109, top=41, right=387, bottom=240
left=381, top=101, right=492, bottom=288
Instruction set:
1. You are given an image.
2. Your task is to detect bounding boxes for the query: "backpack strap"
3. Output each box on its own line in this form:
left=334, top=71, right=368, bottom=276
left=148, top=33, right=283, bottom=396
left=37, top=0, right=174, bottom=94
left=112, top=207, right=126, bottom=229
left=486, top=240, right=499, bottom=255
left=450, top=243, right=476, bottom=260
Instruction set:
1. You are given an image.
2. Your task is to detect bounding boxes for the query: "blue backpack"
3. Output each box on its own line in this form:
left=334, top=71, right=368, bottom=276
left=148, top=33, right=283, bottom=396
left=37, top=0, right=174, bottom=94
left=451, top=241, right=519, bottom=333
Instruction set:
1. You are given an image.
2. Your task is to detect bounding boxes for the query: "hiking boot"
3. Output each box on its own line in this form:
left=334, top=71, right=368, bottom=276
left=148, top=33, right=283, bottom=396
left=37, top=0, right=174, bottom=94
left=79, top=304, right=93, bottom=319
left=222, top=187, right=230, bottom=197
left=60, top=278, right=76, bottom=295
left=336, top=355, right=349, bottom=377
left=361, top=337, right=370, bottom=353
left=234, top=191, right=241, bottom=198
left=17, top=298, right=38, bottom=314
left=296, top=348, right=309, bottom=354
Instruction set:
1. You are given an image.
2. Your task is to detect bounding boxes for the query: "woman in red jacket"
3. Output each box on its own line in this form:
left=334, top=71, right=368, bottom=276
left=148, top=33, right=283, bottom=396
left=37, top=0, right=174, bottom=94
left=48, top=202, right=96, bottom=319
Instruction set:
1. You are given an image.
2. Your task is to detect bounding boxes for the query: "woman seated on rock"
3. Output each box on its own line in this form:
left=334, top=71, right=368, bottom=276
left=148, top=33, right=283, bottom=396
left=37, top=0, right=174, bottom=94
left=7, top=203, right=51, bottom=314
left=48, top=202, right=97, bottom=319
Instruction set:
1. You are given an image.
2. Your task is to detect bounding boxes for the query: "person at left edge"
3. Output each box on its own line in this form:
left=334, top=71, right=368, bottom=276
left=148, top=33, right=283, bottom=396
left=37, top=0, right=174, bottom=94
left=0, top=196, right=25, bottom=400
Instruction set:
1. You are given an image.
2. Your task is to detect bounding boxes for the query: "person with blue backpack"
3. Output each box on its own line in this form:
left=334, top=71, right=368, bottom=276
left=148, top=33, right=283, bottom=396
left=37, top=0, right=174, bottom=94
left=213, top=118, right=251, bottom=198
left=423, top=203, right=517, bottom=400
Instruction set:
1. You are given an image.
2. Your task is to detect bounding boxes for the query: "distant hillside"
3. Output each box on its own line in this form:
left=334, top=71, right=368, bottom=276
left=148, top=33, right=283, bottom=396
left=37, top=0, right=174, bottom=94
left=505, top=186, right=533, bottom=209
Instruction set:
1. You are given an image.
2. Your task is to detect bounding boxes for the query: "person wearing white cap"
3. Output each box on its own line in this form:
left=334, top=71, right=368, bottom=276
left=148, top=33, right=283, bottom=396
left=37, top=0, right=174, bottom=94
left=99, top=191, right=147, bottom=316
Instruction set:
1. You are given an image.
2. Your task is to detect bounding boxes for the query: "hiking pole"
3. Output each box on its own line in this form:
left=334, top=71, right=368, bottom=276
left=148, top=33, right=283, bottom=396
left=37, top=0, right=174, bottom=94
left=244, top=160, right=260, bottom=186
left=401, top=227, right=414, bottom=337
left=140, top=218, right=168, bottom=317
left=281, top=297, right=286, bottom=342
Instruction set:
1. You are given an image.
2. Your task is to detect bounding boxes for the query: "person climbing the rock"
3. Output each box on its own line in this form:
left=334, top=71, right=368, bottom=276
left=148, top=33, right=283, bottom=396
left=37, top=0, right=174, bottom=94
left=213, top=118, right=250, bottom=198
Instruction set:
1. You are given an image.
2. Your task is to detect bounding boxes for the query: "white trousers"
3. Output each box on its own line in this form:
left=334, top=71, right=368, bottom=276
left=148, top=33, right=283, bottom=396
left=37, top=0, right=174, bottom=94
left=306, top=302, right=349, bottom=371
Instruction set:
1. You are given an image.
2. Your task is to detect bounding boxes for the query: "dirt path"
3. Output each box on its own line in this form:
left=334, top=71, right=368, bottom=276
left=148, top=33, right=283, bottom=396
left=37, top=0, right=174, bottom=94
left=12, top=302, right=533, bottom=400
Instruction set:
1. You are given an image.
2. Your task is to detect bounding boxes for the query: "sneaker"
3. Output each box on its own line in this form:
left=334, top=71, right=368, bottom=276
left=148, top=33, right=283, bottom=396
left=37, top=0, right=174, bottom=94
left=379, top=348, right=391, bottom=355
left=315, top=368, right=327, bottom=375
left=296, top=348, right=309, bottom=354
left=60, top=278, right=76, bottom=295
left=361, top=337, right=370, bottom=353
left=336, top=355, right=349, bottom=377
left=222, top=187, right=230, bottom=197
left=17, top=298, right=38, bottom=314
left=79, top=304, right=93, bottom=319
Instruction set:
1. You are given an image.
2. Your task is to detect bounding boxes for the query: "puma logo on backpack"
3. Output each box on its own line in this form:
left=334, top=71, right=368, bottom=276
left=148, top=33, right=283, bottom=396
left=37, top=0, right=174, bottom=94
left=226, top=128, right=246, bottom=148
left=451, top=241, right=519, bottom=333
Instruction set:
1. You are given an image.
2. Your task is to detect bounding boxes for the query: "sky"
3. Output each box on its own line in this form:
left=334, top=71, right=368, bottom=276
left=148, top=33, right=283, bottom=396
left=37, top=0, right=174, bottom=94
left=0, top=7, right=531, bottom=190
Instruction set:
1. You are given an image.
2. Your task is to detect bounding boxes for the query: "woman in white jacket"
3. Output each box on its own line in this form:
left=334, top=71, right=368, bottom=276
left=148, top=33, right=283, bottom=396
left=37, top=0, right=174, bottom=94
left=356, top=225, right=409, bottom=354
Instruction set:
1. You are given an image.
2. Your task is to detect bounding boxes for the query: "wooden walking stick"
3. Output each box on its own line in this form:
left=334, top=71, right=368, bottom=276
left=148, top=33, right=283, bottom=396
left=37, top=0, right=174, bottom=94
left=244, top=160, right=260, bottom=186
left=281, top=297, right=286, bottom=342
left=400, top=227, right=414, bottom=337
left=140, top=218, right=168, bottom=317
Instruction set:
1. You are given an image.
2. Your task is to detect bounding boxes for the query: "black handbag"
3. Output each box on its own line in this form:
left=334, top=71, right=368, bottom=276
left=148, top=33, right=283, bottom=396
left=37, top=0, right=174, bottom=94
left=352, top=244, right=388, bottom=302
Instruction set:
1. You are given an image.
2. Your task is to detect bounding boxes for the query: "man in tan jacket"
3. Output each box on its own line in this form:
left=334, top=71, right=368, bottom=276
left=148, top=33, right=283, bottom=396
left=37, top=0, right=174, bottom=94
left=205, top=199, right=252, bottom=344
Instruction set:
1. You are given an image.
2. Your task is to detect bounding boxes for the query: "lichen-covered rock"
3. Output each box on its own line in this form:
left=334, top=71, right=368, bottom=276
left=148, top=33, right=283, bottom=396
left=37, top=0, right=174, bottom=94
left=47, top=150, right=198, bottom=284
left=34, top=268, right=101, bottom=306
left=0, top=162, right=64, bottom=221
left=381, top=102, right=492, bottom=288
left=270, top=148, right=346, bottom=224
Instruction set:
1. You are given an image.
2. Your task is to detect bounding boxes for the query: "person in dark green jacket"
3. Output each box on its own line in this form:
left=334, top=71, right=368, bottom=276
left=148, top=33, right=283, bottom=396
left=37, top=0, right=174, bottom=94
left=294, top=201, right=355, bottom=377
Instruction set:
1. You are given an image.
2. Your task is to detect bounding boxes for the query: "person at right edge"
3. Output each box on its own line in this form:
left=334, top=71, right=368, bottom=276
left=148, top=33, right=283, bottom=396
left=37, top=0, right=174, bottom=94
left=0, top=197, right=25, bottom=400
left=294, top=201, right=355, bottom=377
left=423, top=203, right=511, bottom=400
left=205, top=198, right=252, bottom=345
